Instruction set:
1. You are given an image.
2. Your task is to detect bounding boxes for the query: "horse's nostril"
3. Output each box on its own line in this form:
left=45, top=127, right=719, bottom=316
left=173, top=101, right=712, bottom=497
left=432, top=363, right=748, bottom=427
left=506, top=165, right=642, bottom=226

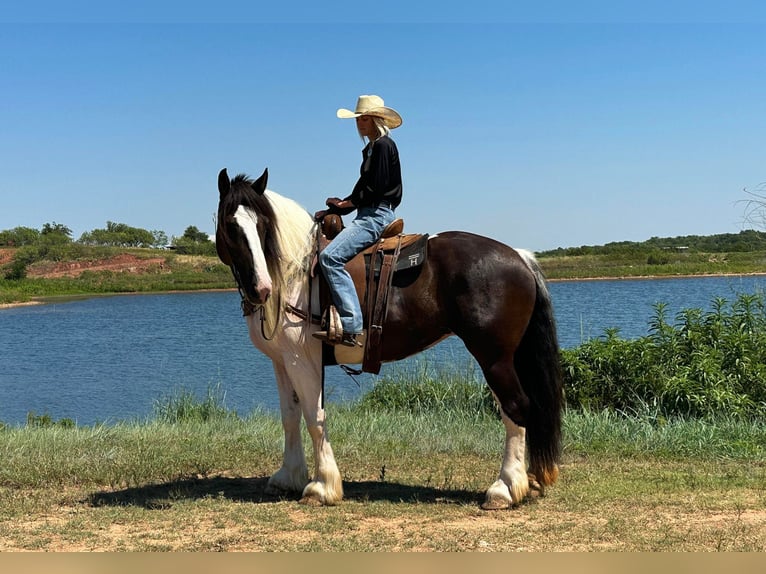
left=258, top=285, right=272, bottom=302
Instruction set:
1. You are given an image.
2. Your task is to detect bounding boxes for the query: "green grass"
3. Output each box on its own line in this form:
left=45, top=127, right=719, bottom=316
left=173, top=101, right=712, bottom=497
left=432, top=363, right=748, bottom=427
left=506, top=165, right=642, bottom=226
left=538, top=249, right=766, bottom=280
left=1, top=383, right=763, bottom=492
left=0, top=383, right=764, bottom=551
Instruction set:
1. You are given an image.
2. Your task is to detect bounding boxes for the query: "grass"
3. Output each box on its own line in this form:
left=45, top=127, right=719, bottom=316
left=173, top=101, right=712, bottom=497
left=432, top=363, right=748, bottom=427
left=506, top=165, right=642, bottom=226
left=0, top=385, right=764, bottom=551
left=538, top=250, right=766, bottom=280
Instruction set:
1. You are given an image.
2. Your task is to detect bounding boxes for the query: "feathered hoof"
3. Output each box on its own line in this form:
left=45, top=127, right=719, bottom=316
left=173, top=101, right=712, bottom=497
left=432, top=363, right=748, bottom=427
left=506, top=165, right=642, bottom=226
left=481, top=497, right=512, bottom=510
left=527, top=472, right=545, bottom=498
left=482, top=479, right=514, bottom=510
left=298, top=495, right=326, bottom=507
left=299, top=480, right=343, bottom=506
left=266, top=468, right=309, bottom=497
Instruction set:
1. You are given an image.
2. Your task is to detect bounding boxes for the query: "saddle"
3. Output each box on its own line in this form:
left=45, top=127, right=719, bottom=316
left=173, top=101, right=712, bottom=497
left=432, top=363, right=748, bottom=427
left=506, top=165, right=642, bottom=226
left=317, top=214, right=428, bottom=374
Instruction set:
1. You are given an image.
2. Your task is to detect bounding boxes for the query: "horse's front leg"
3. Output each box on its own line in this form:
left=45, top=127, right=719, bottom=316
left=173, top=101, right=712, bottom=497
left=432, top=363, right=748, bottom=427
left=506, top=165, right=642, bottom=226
left=300, top=403, right=344, bottom=506
left=265, top=361, right=310, bottom=495
left=482, top=414, right=530, bottom=509
left=284, top=351, right=343, bottom=506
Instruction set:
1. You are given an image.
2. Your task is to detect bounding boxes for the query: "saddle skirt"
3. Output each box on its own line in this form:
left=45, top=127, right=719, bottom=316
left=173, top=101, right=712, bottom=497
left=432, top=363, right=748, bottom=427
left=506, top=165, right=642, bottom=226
left=317, top=217, right=428, bottom=373
left=363, top=233, right=428, bottom=278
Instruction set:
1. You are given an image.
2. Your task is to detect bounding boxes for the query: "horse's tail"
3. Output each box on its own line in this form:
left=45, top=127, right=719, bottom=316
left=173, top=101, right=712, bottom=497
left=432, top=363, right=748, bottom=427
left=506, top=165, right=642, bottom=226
left=515, top=249, right=563, bottom=487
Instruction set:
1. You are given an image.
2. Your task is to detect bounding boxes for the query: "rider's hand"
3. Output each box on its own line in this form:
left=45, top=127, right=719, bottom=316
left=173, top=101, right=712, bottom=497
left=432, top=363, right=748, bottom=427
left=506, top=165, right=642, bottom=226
left=326, top=197, right=353, bottom=210
left=314, top=209, right=328, bottom=221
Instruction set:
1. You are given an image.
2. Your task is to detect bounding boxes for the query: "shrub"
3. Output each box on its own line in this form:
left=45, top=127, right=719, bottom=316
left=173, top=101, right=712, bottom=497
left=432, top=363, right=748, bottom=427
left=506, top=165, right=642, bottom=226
left=561, top=294, right=766, bottom=418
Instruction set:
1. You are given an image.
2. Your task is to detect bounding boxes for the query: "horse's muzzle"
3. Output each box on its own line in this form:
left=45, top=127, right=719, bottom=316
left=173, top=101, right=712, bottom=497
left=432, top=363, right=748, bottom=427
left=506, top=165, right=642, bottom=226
left=257, top=285, right=272, bottom=303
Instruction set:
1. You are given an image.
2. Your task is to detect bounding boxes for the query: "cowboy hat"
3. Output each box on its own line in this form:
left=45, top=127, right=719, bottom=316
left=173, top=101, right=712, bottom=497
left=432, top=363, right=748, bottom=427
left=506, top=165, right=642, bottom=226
left=337, top=94, right=402, bottom=129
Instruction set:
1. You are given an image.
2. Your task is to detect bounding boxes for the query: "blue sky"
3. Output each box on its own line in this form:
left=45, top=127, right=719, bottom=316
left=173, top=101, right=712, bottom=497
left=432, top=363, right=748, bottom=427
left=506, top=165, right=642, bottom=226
left=2, top=5, right=766, bottom=252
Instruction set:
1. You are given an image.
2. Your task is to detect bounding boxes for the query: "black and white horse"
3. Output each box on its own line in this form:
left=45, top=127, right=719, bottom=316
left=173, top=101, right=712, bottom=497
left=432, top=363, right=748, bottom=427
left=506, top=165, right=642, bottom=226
left=216, top=168, right=563, bottom=508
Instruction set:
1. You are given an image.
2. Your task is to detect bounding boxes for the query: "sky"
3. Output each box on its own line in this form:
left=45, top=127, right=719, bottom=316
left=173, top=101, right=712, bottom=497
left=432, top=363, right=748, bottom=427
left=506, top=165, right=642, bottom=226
left=2, top=3, right=766, bottom=252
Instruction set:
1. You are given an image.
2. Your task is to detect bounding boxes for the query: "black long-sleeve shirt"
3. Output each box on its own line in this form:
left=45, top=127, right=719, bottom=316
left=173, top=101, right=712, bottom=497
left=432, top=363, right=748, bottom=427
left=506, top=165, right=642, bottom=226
left=344, top=135, right=402, bottom=210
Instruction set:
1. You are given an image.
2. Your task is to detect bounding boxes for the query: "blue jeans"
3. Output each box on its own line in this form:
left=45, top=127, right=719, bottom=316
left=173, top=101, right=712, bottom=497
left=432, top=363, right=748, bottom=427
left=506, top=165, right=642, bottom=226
left=318, top=204, right=395, bottom=334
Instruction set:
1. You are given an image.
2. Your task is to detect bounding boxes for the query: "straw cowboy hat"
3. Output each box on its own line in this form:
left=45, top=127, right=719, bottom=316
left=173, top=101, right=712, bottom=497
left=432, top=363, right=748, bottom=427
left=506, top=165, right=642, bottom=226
left=337, top=94, right=402, bottom=129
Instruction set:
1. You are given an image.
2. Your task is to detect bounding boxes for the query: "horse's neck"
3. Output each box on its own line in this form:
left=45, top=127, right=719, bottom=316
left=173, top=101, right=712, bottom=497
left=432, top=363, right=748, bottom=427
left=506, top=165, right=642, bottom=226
left=266, top=191, right=315, bottom=259
left=264, top=190, right=316, bottom=315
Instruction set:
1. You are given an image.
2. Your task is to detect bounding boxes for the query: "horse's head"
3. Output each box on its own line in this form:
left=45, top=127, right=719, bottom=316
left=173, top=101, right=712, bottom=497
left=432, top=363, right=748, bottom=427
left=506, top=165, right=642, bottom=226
left=216, top=167, right=281, bottom=306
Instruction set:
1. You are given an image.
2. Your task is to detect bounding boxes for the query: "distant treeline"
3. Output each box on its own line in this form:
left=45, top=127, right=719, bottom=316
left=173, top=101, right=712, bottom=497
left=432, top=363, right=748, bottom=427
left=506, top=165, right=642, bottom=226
left=0, top=221, right=215, bottom=255
left=538, top=229, right=766, bottom=257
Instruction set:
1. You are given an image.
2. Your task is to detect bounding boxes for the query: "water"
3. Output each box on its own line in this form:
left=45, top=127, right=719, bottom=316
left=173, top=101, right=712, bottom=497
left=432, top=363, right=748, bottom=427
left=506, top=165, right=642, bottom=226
left=550, top=274, right=766, bottom=344
left=1, top=275, right=764, bottom=426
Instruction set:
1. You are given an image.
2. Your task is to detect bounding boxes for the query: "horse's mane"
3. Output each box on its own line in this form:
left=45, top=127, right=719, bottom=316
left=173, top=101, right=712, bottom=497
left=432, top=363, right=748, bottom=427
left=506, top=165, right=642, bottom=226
left=223, top=174, right=315, bottom=330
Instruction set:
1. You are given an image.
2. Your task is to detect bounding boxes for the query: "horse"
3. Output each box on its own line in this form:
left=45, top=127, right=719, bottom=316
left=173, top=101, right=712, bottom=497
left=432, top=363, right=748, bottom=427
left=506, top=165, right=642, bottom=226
left=215, top=167, right=563, bottom=509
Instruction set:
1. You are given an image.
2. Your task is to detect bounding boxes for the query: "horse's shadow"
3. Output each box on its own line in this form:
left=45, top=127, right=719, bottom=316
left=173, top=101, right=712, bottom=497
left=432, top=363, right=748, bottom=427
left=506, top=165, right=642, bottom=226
left=87, top=475, right=485, bottom=509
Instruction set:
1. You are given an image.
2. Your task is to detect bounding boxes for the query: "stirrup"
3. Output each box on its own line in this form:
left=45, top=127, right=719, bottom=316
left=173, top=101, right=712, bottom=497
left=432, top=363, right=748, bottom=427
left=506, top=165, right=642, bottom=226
left=312, top=331, right=361, bottom=347
left=314, top=305, right=344, bottom=344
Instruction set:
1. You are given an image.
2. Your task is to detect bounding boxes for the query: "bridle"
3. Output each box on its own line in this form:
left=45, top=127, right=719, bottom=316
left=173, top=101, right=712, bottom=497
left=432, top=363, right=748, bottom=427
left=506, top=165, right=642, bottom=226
left=226, top=221, right=323, bottom=341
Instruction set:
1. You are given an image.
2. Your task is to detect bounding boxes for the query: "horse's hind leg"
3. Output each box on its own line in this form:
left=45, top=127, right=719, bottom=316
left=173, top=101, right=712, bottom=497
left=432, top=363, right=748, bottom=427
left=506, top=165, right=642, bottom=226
left=477, top=355, right=532, bottom=508
left=482, top=414, right=530, bottom=509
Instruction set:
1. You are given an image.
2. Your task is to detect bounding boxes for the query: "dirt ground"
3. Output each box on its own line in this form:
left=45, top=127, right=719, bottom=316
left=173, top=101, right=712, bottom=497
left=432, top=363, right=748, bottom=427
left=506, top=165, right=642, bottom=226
left=26, top=253, right=167, bottom=278
left=0, top=248, right=166, bottom=279
left=1, top=477, right=765, bottom=552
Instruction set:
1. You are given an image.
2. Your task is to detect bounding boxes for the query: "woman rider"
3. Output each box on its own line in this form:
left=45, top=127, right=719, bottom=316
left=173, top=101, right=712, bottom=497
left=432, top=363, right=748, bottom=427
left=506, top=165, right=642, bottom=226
left=313, top=94, right=403, bottom=347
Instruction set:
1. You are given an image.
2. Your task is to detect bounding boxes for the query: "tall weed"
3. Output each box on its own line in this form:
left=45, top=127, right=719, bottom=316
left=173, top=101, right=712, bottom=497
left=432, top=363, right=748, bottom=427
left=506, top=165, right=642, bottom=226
left=151, top=384, right=235, bottom=424
left=357, top=358, right=498, bottom=417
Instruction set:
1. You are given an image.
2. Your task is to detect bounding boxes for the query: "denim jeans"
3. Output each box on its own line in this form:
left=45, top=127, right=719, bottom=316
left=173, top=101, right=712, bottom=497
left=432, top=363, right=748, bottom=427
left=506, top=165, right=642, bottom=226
left=318, top=204, right=395, bottom=334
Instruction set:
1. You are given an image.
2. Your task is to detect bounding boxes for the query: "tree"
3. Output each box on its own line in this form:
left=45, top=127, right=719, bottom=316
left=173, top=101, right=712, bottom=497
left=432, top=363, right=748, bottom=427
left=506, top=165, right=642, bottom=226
left=0, top=226, right=40, bottom=246
left=41, top=222, right=72, bottom=238
left=741, top=182, right=766, bottom=231
left=79, top=221, right=156, bottom=247
left=39, top=222, right=73, bottom=245
left=182, top=226, right=210, bottom=243
left=151, top=230, right=169, bottom=249
left=171, top=226, right=215, bottom=255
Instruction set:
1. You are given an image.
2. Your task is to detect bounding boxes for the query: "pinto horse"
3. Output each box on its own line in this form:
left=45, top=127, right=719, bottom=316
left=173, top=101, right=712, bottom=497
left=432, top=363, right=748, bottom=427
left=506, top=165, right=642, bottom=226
left=215, top=167, right=563, bottom=509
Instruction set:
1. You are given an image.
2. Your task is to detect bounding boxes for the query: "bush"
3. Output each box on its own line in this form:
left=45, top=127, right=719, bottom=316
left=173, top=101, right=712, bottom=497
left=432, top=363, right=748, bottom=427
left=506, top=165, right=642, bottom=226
left=561, top=294, right=766, bottom=418
left=4, top=258, right=28, bottom=280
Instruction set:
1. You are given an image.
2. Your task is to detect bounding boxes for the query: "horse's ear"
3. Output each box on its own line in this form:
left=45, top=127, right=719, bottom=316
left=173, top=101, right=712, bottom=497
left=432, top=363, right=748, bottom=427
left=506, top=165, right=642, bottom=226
left=218, top=168, right=230, bottom=197
left=251, top=168, right=268, bottom=196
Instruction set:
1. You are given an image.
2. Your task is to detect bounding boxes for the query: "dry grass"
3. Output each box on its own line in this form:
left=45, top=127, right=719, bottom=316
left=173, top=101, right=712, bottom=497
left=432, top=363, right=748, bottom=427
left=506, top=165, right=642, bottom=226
left=0, top=455, right=763, bottom=551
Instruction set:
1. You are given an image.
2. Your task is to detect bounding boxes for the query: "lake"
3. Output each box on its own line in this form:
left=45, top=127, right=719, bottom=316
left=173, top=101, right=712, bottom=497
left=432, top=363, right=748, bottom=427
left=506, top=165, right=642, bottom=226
left=1, top=274, right=765, bottom=426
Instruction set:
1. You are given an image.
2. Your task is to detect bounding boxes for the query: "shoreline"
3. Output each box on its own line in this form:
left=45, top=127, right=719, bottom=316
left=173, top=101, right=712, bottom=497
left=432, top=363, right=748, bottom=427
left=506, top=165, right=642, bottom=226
left=0, top=288, right=238, bottom=311
left=547, top=271, right=766, bottom=283
left=3, top=272, right=766, bottom=310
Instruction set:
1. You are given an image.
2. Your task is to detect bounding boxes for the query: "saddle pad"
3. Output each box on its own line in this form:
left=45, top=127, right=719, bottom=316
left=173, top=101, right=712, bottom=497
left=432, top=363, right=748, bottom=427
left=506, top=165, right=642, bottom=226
left=364, top=234, right=428, bottom=276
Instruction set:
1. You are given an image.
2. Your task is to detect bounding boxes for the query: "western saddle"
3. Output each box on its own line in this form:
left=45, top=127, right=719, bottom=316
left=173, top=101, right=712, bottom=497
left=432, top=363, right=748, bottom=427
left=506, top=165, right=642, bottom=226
left=318, top=214, right=427, bottom=374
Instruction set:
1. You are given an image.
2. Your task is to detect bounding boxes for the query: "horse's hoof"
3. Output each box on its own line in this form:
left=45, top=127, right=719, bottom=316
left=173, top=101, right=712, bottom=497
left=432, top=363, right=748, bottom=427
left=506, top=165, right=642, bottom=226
left=481, top=498, right=512, bottom=510
left=527, top=473, right=545, bottom=497
left=299, top=495, right=324, bottom=507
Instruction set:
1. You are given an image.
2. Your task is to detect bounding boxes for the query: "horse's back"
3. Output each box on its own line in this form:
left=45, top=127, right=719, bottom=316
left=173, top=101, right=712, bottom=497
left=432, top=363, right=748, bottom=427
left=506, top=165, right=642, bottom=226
left=380, top=230, right=537, bottom=361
